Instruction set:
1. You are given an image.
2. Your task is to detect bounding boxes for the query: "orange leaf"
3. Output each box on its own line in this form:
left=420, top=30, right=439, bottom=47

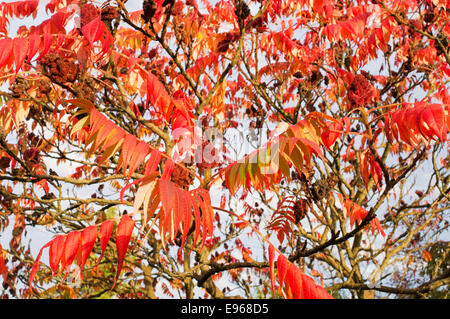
left=360, top=150, right=370, bottom=189
left=422, top=250, right=432, bottom=263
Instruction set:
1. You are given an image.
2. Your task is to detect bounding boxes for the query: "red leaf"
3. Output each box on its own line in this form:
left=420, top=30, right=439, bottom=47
left=50, top=11, right=69, bottom=30
left=384, top=112, right=394, bottom=143
left=302, top=274, right=333, bottom=299
left=29, top=239, right=53, bottom=290
left=97, top=219, right=114, bottom=265
left=387, top=103, right=448, bottom=146
left=79, top=14, right=112, bottom=55
left=179, top=189, right=193, bottom=248
left=418, top=104, right=446, bottom=142
left=277, top=254, right=289, bottom=296
left=117, top=133, right=137, bottom=176
left=193, top=188, right=214, bottom=249
left=321, top=121, right=343, bottom=150
left=370, top=157, right=383, bottom=190
left=144, top=149, right=162, bottom=175
left=88, top=105, right=106, bottom=132
left=161, top=158, right=175, bottom=180
left=297, top=137, right=324, bottom=161
left=131, top=176, right=158, bottom=233
left=62, top=231, right=81, bottom=278
left=13, top=37, right=27, bottom=73
left=146, top=73, right=172, bottom=117
left=275, top=253, right=334, bottom=299
left=349, top=202, right=367, bottom=228
left=190, top=192, right=202, bottom=252
left=159, top=179, right=176, bottom=243
left=49, top=235, right=65, bottom=275
left=81, top=16, right=104, bottom=47
left=79, top=226, right=97, bottom=272
left=370, top=217, right=386, bottom=237
left=26, top=33, right=40, bottom=63
left=64, top=231, right=81, bottom=264
left=127, top=141, right=150, bottom=179
left=114, top=214, right=135, bottom=287
left=36, top=179, right=49, bottom=195
left=301, top=274, right=315, bottom=299
left=286, top=263, right=303, bottom=298
left=340, top=196, right=384, bottom=235
left=55, top=32, right=65, bottom=49
left=158, top=178, right=214, bottom=251
left=360, top=150, right=370, bottom=189
left=343, top=116, right=351, bottom=135
left=100, top=26, right=113, bottom=56
left=36, top=33, right=53, bottom=60
left=268, top=244, right=276, bottom=296
left=0, top=38, right=13, bottom=69
left=2, top=0, right=38, bottom=18
left=0, top=243, right=7, bottom=282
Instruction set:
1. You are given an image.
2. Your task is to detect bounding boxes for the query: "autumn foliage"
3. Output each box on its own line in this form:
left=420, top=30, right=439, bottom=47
left=0, top=0, right=449, bottom=299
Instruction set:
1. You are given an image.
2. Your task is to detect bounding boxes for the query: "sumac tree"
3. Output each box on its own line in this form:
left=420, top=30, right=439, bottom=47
left=0, top=0, right=448, bottom=299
